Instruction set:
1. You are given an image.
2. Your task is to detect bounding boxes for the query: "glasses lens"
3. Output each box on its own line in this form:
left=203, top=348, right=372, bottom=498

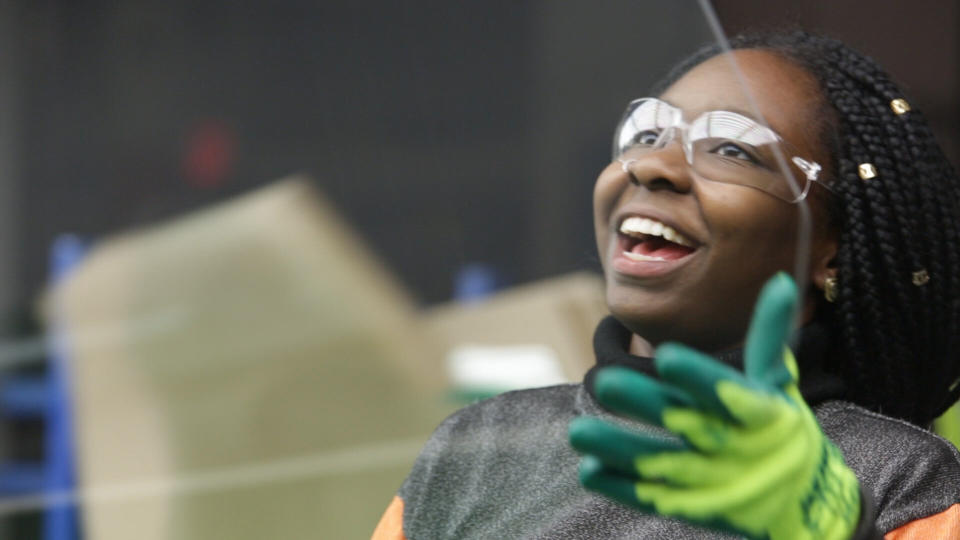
left=613, top=99, right=680, bottom=160
left=687, top=111, right=806, bottom=202
left=613, top=99, right=810, bottom=202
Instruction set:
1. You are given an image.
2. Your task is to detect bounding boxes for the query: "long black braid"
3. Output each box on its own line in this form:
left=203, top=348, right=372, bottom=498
left=658, top=31, right=960, bottom=426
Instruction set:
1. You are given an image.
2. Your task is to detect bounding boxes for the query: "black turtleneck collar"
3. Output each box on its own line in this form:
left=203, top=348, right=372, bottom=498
left=585, top=316, right=847, bottom=407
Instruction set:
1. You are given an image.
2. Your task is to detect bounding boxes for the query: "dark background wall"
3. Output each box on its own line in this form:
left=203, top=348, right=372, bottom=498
left=0, top=2, right=955, bottom=536
left=4, top=1, right=712, bottom=308
left=0, top=0, right=956, bottom=310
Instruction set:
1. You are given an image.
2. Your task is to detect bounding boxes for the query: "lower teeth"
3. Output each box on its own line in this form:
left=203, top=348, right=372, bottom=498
left=623, top=251, right=667, bottom=262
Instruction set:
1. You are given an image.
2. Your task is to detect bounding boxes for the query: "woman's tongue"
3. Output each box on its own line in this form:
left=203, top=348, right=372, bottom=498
left=631, top=236, right=694, bottom=260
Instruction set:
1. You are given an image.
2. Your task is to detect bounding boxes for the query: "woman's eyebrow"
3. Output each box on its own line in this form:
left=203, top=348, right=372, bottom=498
left=698, top=103, right=762, bottom=122
left=717, top=106, right=762, bottom=121
left=658, top=97, right=764, bottom=123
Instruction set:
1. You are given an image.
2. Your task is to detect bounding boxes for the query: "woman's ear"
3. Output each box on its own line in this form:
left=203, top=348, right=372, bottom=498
left=801, top=234, right=838, bottom=324
left=810, top=235, right=838, bottom=292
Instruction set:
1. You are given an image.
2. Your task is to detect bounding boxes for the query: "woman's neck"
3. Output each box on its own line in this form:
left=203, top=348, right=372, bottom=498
left=628, top=333, right=746, bottom=357
left=628, top=334, right=655, bottom=357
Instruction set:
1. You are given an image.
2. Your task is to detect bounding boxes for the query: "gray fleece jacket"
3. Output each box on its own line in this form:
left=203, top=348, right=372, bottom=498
left=388, top=319, right=960, bottom=538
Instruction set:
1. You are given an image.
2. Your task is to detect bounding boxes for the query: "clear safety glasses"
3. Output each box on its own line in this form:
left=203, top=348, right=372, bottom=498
left=613, top=97, right=831, bottom=203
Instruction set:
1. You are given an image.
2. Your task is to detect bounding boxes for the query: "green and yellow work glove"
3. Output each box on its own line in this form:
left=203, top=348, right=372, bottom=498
left=569, top=273, right=862, bottom=540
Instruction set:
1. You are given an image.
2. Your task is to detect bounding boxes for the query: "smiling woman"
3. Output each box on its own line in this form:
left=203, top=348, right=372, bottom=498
left=596, top=48, right=834, bottom=356
left=373, top=30, right=960, bottom=540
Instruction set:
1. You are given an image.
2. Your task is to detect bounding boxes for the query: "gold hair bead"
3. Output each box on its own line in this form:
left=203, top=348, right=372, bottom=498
left=890, top=98, right=911, bottom=115
left=912, top=269, right=930, bottom=286
left=858, top=163, right=877, bottom=180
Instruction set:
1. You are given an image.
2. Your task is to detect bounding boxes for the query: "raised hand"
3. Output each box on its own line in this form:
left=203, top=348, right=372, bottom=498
left=570, top=273, right=861, bottom=540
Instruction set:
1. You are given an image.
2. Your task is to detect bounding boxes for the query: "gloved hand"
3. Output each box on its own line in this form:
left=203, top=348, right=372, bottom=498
left=569, top=273, right=862, bottom=540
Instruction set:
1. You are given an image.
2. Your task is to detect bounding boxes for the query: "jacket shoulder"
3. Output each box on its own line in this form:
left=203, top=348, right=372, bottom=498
left=815, top=400, right=960, bottom=533
left=397, top=384, right=583, bottom=537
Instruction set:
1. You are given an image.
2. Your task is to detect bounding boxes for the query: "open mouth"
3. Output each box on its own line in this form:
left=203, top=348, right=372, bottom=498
left=618, top=216, right=697, bottom=262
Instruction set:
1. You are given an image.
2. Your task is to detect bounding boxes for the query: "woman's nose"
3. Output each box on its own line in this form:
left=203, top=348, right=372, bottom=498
left=618, top=143, right=694, bottom=193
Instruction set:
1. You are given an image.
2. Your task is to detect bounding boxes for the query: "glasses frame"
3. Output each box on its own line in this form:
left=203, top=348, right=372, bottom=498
left=613, top=97, right=833, bottom=203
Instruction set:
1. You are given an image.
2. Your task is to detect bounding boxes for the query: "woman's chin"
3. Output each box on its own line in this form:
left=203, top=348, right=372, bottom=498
left=606, top=302, right=745, bottom=356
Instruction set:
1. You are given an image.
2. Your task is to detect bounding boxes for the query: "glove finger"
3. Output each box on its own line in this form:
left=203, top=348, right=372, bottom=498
left=569, top=416, right=685, bottom=477
left=588, top=473, right=744, bottom=532
left=714, top=380, right=781, bottom=428
left=659, top=407, right=742, bottom=452
left=632, top=482, right=765, bottom=539
left=744, top=272, right=798, bottom=388
left=634, top=450, right=722, bottom=488
left=655, top=343, right=753, bottom=422
left=579, top=455, right=658, bottom=514
left=593, top=366, right=695, bottom=427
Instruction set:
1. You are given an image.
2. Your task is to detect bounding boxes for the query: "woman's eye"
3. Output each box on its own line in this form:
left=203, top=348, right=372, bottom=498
left=631, top=130, right=660, bottom=146
left=712, top=142, right=759, bottom=163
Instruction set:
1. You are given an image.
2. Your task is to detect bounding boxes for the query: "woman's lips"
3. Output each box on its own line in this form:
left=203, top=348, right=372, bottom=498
left=618, top=215, right=696, bottom=247
left=611, top=227, right=700, bottom=278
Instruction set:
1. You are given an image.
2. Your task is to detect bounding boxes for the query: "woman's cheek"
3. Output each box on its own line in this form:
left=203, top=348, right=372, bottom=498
left=593, top=174, right=623, bottom=231
left=700, top=184, right=799, bottom=246
left=593, top=167, right=623, bottom=206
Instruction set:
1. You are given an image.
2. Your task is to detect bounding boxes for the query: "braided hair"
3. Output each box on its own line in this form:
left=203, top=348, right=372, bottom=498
left=658, top=31, right=960, bottom=426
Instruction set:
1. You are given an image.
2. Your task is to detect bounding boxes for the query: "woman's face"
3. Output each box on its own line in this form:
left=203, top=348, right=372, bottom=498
left=594, top=49, right=835, bottom=353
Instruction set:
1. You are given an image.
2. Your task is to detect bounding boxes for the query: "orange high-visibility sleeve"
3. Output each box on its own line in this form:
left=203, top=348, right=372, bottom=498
left=371, top=495, right=407, bottom=540
left=885, top=503, right=960, bottom=539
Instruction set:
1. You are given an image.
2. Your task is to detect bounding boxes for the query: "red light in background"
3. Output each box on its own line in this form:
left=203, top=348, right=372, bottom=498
left=183, top=120, right=236, bottom=189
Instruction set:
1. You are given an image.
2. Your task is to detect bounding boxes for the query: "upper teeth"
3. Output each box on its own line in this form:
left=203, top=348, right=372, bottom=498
left=619, top=217, right=694, bottom=247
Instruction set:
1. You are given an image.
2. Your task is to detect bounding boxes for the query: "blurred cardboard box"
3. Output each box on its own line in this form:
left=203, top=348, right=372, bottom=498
left=421, top=273, right=607, bottom=397
left=52, top=178, right=453, bottom=540
left=50, top=177, right=608, bottom=539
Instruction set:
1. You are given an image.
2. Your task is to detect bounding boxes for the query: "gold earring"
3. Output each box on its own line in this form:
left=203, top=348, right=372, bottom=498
left=824, top=276, right=838, bottom=303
